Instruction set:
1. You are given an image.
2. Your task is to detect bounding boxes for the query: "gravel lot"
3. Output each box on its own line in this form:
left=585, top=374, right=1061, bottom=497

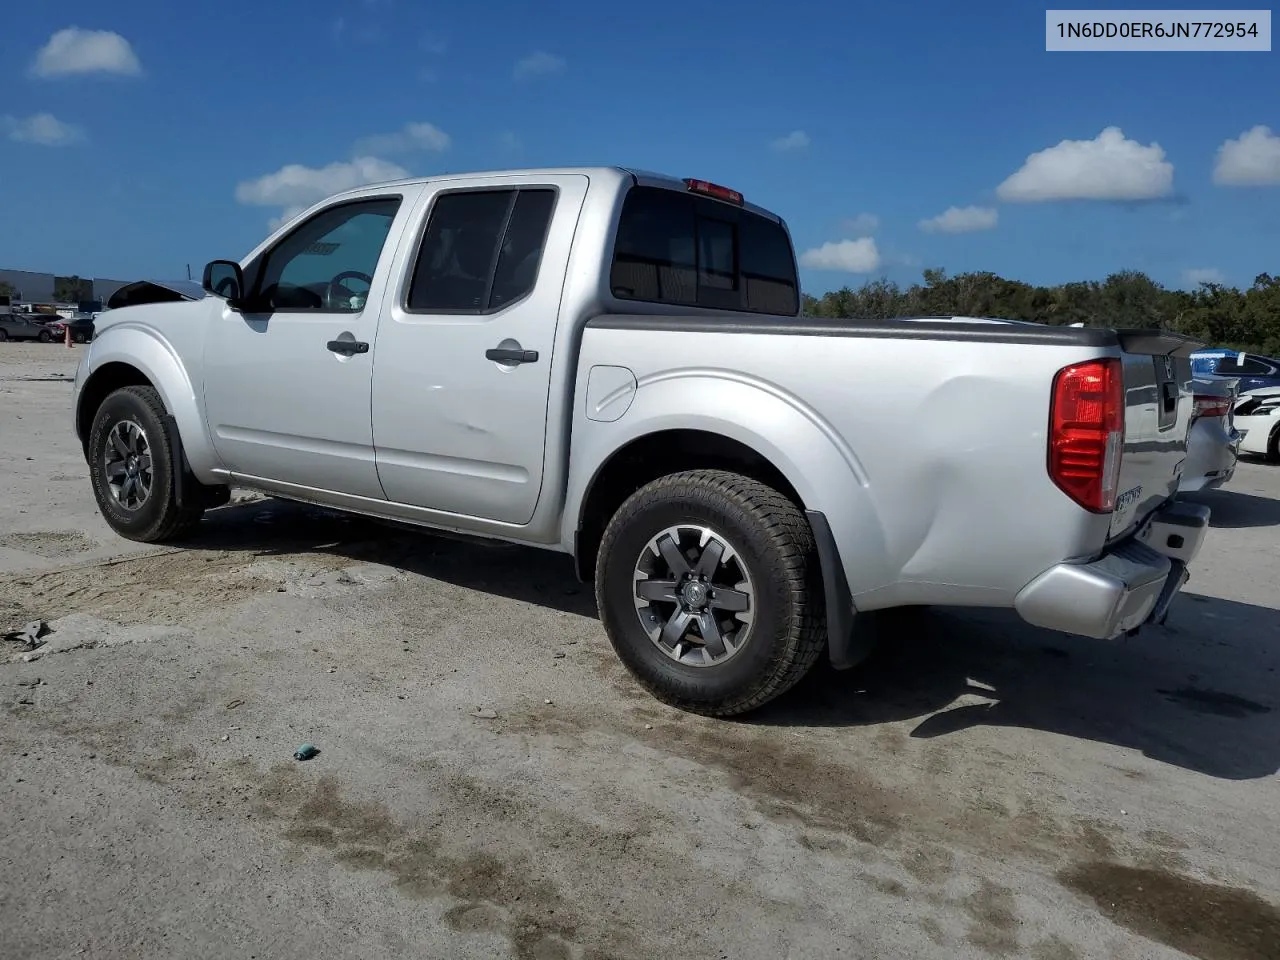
left=3, top=342, right=1279, bottom=960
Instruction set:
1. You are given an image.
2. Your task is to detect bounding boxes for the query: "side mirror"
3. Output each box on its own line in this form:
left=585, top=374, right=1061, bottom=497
left=202, top=260, right=246, bottom=307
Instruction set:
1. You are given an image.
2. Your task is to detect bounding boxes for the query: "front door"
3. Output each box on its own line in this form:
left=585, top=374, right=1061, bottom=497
left=371, top=174, right=588, bottom=524
left=201, top=189, right=419, bottom=500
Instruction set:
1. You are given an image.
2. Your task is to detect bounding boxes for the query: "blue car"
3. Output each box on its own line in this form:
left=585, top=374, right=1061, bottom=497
left=1189, top=349, right=1280, bottom=393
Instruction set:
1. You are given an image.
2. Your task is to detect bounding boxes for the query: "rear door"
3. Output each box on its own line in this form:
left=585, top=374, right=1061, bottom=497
left=371, top=174, right=589, bottom=525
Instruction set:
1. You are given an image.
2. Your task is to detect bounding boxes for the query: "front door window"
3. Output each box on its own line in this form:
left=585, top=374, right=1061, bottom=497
left=251, top=198, right=402, bottom=312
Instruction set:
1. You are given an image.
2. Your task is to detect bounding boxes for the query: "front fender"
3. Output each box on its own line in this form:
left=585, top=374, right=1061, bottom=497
left=79, top=323, right=221, bottom=480
left=562, top=368, right=892, bottom=603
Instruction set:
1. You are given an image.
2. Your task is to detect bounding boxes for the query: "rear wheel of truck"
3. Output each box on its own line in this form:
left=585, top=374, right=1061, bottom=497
left=595, top=469, right=825, bottom=717
left=88, top=385, right=207, bottom=543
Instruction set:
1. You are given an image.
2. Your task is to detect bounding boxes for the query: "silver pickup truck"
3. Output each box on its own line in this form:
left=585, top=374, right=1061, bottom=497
left=72, top=166, right=1209, bottom=716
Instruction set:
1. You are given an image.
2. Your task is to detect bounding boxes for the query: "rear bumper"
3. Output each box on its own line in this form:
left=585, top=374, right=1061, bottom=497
left=1013, top=500, right=1210, bottom=640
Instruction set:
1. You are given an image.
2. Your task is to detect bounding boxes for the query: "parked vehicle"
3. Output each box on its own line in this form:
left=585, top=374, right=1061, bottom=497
left=1178, top=377, right=1241, bottom=492
left=1190, top=349, right=1280, bottom=393
left=54, top=317, right=96, bottom=343
left=0, top=313, right=58, bottom=341
left=71, top=166, right=1211, bottom=716
left=1233, top=387, right=1280, bottom=462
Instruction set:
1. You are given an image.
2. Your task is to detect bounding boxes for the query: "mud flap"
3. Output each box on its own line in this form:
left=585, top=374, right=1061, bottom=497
left=805, top=510, right=876, bottom=671
left=160, top=413, right=189, bottom=510
left=160, top=414, right=231, bottom=512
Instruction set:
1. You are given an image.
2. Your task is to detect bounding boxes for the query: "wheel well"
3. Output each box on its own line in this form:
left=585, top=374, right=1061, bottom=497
left=77, top=362, right=154, bottom=456
left=574, top=430, right=805, bottom=582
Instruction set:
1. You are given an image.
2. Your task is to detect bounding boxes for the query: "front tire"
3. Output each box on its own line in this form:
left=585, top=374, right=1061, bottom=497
left=595, top=469, right=825, bottom=717
left=88, top=385, right=206, bottom=542
left=38, top=330, right=52, bottom=343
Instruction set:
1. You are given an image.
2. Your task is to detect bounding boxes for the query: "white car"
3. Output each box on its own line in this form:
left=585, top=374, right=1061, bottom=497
left=1234, top=386, right=1280, bottom=462
left=1179, top=377, right=1242, bottom=492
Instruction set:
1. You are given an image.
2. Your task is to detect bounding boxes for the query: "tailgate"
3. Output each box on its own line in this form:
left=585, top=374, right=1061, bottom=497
left=1108, top=332, right=1200, bottom=541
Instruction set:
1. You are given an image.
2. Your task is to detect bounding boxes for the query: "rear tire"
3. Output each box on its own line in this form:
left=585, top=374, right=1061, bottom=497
left=594, top=469, right=825, bottom=716
left=1267, top=425, right=1280, bottom=464
left=88, top=385, right=207, bottom=542
left=0, top=329, right=8, bottom=341
left=38, top=330, right=52, bottom=343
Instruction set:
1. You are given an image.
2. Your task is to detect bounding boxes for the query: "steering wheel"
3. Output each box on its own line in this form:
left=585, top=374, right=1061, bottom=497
left=324, top=270, right=374, bottom=310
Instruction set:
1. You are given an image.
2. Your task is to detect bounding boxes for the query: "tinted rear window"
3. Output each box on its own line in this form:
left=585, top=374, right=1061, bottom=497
left=610, top=186, right=798, bottom=315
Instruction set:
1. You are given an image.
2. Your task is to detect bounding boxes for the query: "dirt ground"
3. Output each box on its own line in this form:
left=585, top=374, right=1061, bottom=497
left=2, top=342, right=1279, bottom=960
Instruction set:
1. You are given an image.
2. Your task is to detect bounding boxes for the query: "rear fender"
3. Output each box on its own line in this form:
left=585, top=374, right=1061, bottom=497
left=563, top=369, right=892, bottom=614
left=79, top=324, right=221, bottom=480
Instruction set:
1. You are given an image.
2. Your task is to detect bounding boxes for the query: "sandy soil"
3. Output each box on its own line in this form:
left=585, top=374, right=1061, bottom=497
left=2, top=342, right=1279, bottom=960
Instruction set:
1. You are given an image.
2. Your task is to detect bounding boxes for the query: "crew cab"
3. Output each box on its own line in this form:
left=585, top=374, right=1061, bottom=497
left=71, top=166, right=1209, bottom=716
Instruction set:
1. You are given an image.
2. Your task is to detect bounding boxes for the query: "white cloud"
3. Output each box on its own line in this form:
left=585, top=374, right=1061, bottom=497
left=770, top=130, right=810, bottom=153
left=799, top=238, right=881, bottom=273
left=996, top=126, right=1174, bottom=202
left=235, top=156, right=410, bottom=212
left=1183, top=267, right=1225, bottom=287
left=353, top=122, right=450, bottom=156
left=839, top=213, right=879, bottom=234
left=268, top=206, right=308, bottom=232
left=1212, top=126, right=1280, bottom=186
left=32, top=27, right=141, bottom=78
left=513, top=51, right=565, bottom=80
left=918, top=205, right=998, bottom=234
left=5, top=112, right=84, bottom=146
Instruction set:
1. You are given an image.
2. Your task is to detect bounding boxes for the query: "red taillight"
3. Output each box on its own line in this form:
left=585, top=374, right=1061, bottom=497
left=683, top=178, right=744, bottom=205
left=1192, top=395, right=1231, bottom=419
left=1049, top=358, right=1124, bottom=513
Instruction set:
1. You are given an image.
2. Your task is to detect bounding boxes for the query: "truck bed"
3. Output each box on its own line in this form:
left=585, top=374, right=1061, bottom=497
left=574, top=313, right=1201, bottom=611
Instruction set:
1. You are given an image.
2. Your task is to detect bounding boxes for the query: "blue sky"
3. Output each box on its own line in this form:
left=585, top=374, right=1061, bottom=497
left=2, top=0, right=1277, bottom=296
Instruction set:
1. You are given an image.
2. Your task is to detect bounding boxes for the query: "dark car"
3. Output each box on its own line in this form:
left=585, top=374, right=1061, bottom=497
left=1190, top=349, right=1280, bottom=393
left=56, top=316, right=96, bottom=343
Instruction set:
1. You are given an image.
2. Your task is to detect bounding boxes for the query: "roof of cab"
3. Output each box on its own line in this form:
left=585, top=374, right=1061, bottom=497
left=330, top=165, right=785, bottom=223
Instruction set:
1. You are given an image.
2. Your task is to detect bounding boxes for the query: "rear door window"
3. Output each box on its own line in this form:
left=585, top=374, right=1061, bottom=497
left=406, top=187, right=558, bottom=314
left=610, top=186, right=798, bottom=315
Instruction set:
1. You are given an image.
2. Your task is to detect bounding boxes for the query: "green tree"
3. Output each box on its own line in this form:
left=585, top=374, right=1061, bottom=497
left=0, top=280, right=16, bottom=299
left=802, top=267, right=1278, bottom=357
left=53, top=275, right=93, bottom=303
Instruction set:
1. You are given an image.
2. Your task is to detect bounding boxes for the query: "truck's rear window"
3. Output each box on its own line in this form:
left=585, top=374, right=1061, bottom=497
left=610, top=186, right=799, bottom=316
